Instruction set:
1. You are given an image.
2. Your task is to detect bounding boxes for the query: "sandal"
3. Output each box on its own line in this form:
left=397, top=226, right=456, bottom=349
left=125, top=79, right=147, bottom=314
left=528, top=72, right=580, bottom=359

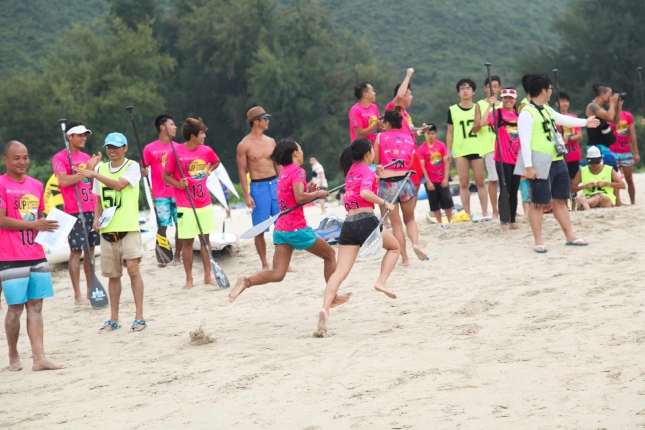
left=565, top=238, right=588, bottom=247
left=534, top=245, right=548, bottom=254
left=129, top=319, right=147, bottom=332
left=99, top=320, right=121, bottom=333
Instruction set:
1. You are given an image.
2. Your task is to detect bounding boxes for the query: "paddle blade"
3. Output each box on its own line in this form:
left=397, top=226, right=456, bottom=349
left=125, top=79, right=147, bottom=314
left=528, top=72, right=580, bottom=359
left=155, top=230, right=174, bottom=264
left=498, top=183, right=512, bottom=225
left=358, top=227, right=383, bottom=258
left=240, top=214, right=278, bottom=239
left=89, top=275, right=109, bottom=310
left=210, top=258, right=230, bottom=289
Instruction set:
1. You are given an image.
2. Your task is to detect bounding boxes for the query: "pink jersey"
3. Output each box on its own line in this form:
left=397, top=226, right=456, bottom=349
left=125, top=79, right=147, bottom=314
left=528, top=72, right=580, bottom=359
left=490, top=109, right=521, bottom=164
left=275, top=164, right=308, bottom=232
left=609, top=111, right=634, bottom=154
left=377, top=129, right=416, bottom=171
left=344, top=163, right=377, bottom=211
left=164, top=144, right=219, bottom=208
left=418, top=141, right=447, bottom=183
left=349, top=103, right=380, bottom=144
left=557, top=113, right=582, bottom=162
left=51, top=149, right=96, bottom=213
left=0, top=174, right=46, bottom=261
left=385, top=101, right=415, bottom=138
left=143, top=141, right=181, bottom=198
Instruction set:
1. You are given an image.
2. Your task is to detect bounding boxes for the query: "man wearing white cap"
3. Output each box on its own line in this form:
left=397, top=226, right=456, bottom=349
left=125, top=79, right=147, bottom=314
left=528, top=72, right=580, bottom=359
left=75, top=132, right=145, bottom=333
left=571, top=146, right=625, bottom=210
left=51, top=121, right=101, bottom=305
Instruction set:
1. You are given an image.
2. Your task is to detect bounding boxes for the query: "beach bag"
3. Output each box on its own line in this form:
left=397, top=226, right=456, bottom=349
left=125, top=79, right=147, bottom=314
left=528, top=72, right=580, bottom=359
left=314, top=215, right=343, bottom=245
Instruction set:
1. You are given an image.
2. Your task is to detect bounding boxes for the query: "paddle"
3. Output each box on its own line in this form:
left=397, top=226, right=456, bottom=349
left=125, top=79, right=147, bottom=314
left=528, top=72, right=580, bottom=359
left=125, top=106, right=174, bottom=265
left=485, top=62, right=511, bottom=225
left=239, top=159, right=405, bottom=240
left=638, top=67, right=645, bottom=122
left=162, top=119, right=230, bottom=289
left=57, top=119, right=108, bottom=310
left=358, top=170, right=413, bottom=258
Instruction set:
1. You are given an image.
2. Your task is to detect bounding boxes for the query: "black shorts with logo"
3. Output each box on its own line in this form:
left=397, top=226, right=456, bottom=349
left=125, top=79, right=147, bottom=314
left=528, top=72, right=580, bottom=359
left=68, top=212, right=101, bottom=252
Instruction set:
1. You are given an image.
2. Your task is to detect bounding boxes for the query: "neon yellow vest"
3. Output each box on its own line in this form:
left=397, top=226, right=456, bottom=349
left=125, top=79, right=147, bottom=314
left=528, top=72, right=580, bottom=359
left=522, top=103, right=564, bottom=161
left=98, top=160, right=140, bottom=233
left=449, top=104, right=480, bottom=158
left=476, top=99, right=502, bottom=156
left=581, top=165, right=615, bottom=204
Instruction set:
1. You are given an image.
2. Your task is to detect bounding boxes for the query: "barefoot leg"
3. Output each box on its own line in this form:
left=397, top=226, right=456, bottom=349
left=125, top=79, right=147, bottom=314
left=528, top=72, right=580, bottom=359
left=330, top=292, right=353, bottom=308
left=6, top=303, right=24, bottom=371
left=182, top=238, right=195, bottom=289
left=318, top=245, right=359, bottom=331
left=304, top=237, right=336, bottom=282
left=26, top=299, right=65, bottom=371
left=229, top=245, right=293, bottom=303
left=228, top=277, right=250, bottom=303
left=374, top=229, right=399, bottom=299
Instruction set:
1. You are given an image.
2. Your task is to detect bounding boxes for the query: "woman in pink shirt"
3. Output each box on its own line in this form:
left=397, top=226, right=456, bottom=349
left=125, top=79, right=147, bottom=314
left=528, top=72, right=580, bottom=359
left=317, top=138, right=399, bottom=333
left=229, top=138, right=343, bottom=304
left=374, top=109, right=430, bottom=265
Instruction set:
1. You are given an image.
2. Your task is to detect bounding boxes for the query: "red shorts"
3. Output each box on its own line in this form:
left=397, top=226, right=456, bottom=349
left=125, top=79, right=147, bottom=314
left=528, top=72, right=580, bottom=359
left=410, top=153, right=423, bottom=186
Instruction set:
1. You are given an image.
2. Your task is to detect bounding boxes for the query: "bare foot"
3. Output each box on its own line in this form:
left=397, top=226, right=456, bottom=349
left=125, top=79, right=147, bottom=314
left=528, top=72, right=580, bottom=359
left=287, top=265, right=297, bottom=273
left=413, top=246, right=428, bottom=261
left=500, top=224, right=509, bottom=234
left=509, top=223, right=520, bottom=230
left=32, top=358, right=66, bottom=371
left=74, top=298, right=90, bottom=306
left=172, top=259, right=182, bottom=266
left=9, top=352, right=22, bottom=371
left=229, top=276, right=249, bottom=303
left=261, top=265, right=270, bottom=271
left=331, top=292, right=353, bottom=308
left=374, top=282, right=397, bottom=299
left=317, top=309, right=328, bottom=332
left=204, top=277, right=218, bottom=286
left=157, top=262, right=167, bottom=268
left=182, top=280, right=194, bottom=290
left=399, top=260, right=410, bottom=267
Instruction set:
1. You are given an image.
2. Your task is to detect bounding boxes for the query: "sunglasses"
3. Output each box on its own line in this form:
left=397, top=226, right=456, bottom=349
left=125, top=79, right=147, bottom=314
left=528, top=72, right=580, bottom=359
left=259, top=115, right=270, bottom=122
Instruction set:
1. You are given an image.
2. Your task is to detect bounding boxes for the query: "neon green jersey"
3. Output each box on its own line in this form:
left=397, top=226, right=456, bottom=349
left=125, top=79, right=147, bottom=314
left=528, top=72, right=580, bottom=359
left=98, top=160, right=140, bottom=233
left=581, top=165, right=615, bottom=204
left=476, top=99, right=502, bottom=156
left=522, top=103, right=564, bottom=162
left=449, top=104, right=480, bottom=158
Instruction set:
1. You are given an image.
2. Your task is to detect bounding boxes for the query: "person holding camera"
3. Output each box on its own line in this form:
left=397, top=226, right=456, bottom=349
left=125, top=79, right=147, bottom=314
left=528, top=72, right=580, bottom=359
left=585, top=84, right=623, bottom=170
left=518, top=74, right=599, bottom=253
left=609, top=109, right=639, bottom=205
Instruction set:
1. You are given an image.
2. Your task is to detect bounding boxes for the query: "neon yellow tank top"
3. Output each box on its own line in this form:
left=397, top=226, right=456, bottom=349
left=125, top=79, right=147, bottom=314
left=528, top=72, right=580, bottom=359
left=476, top=99, right=502, bottom=156
left=98, top=160, right=140, bottom=233
left=449, top=104, right=480, bottom=158
left=522, top=104, right=563, bottom=161
left=580, top=165, right=615, bottom=204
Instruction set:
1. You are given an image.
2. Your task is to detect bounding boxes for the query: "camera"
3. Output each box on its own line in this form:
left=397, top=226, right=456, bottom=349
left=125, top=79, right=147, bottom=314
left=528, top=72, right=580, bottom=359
left=612, top=92, right=627, bottom=100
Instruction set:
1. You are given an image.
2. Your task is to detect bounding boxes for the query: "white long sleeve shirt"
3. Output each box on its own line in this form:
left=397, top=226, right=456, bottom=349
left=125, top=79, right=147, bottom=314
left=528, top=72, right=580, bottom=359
left=518, top=106, right=587, bottom=167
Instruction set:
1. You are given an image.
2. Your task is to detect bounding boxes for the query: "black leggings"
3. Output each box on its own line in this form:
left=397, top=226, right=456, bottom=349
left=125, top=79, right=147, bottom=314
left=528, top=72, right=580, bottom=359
left=495, top=162, right=521, bottom=223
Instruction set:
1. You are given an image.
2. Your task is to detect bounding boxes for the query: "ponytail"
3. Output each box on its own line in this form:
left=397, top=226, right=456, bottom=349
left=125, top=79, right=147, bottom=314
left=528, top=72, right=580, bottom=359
left=339, top=138, right=372, bottom=176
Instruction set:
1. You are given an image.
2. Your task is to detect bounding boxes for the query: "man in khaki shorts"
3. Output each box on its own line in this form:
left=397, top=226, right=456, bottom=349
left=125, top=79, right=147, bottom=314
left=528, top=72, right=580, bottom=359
left=76, top=132, right=145, bottom=333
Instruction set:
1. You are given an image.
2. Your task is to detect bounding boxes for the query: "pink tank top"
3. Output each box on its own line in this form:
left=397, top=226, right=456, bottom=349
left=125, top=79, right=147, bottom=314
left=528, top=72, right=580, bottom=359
left=378, top=129, right=416, bottom=171
left=344, top=163, right=377, bottom=210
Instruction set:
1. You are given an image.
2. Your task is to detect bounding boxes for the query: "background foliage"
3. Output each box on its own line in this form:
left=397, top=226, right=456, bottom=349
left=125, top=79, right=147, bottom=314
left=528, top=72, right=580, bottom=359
left=0, top=0, right=643, bottom=188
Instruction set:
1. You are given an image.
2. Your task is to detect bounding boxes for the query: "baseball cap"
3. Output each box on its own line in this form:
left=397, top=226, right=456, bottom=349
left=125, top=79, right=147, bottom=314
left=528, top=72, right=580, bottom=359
left=586, top=146, right=602, bottom=164
left=66, top=125, right=92, bottom=135
left=104, top=132, right=128, bottom=147
left=500, top=88, right=517, bottom=99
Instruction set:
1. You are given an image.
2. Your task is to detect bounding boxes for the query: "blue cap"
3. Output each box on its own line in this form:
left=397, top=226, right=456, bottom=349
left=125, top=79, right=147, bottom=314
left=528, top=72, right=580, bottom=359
left=104, top=132, right=128, bottom=147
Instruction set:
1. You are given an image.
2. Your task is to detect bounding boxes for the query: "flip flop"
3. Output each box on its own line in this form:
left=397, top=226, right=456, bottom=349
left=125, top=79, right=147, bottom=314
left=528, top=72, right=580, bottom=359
left=566, top=238, right=589, bottom=247
left=99, top=320, right=121, bottom=333
left=440, top=224, right=450, bottom=230
left=129, top=319, right=147, bottom=332
left=534, top=245, right=548, bottom=254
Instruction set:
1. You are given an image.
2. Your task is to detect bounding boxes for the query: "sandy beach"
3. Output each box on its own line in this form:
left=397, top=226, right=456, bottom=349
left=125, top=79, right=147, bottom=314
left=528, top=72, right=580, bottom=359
left=2, top=174, right=645, bottom=429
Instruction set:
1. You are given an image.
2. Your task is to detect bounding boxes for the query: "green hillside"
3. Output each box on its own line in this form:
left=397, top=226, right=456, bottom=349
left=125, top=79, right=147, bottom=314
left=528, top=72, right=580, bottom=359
left=322, top=0, right=563, bottom=122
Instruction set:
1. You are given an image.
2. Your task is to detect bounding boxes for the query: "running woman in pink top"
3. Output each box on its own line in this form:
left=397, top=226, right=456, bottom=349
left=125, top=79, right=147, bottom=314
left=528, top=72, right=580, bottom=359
left=317, top=138, right=400, bottom=333
left=348, top=82, right=381, bottom=144
left=609, top=110, right=639, bottom=205
left=142, top=113, right=184, bottom=264
left=229, top=138, right=344, bottom=304
left=51, top=120, right=101, bottom=305
left=0, top=141, right=65, bottom=371
left=374, top=109, right=430, bottom=266
left=479, top=88, right=522, bottom=229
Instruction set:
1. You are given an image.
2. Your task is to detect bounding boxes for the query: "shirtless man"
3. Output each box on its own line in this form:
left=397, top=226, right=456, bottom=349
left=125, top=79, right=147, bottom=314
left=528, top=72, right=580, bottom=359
left=237, top=106, right=286, bottom=270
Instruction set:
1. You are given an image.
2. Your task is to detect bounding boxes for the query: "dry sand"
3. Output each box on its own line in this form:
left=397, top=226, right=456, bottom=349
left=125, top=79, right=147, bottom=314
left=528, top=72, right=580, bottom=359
left=2, top=174, right=645, bottom=429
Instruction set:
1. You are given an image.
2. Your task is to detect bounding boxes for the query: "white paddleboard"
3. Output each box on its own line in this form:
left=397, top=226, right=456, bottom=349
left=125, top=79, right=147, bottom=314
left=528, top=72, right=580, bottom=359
left=169, top=232, right=238, bottom=252
left=207, top=173, right=228, bottom=209
left=214, top=164, right=239, bottom=198
left=143, top=175, right=157, bottom=229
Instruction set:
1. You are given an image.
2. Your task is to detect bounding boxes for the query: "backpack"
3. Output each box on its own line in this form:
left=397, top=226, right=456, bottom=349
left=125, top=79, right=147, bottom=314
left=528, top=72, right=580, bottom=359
left=314, top=215, right=343, bottom=245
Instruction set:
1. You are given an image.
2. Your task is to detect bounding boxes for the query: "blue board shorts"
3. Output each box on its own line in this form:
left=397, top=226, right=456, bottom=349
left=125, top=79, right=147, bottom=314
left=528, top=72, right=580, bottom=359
left=613, top=152, right=634, bottom=167
left=273, top=227, right=318, bottom=250
left=250, top=176, right=280, bottom=233
left=154, top=197, right=178, bottom=227
left=529, top=159, right=570, bottom=205
left=0, top=259, right=54, bottom=305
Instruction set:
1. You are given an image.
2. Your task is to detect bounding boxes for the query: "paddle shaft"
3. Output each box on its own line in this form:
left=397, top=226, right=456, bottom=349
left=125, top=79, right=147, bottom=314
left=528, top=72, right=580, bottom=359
left=553, top=69, right=560, bottom=105
left=57, top=121, right=101, bottom=279
left=485, top=63, right=511, bottom=224
left=375, top=170, right=413, bottom=229
left=162, top=120, right=213, bottom=258
left=638, top=67, right=645, bottom=119
left=125, top=107, right=155, bottom=196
